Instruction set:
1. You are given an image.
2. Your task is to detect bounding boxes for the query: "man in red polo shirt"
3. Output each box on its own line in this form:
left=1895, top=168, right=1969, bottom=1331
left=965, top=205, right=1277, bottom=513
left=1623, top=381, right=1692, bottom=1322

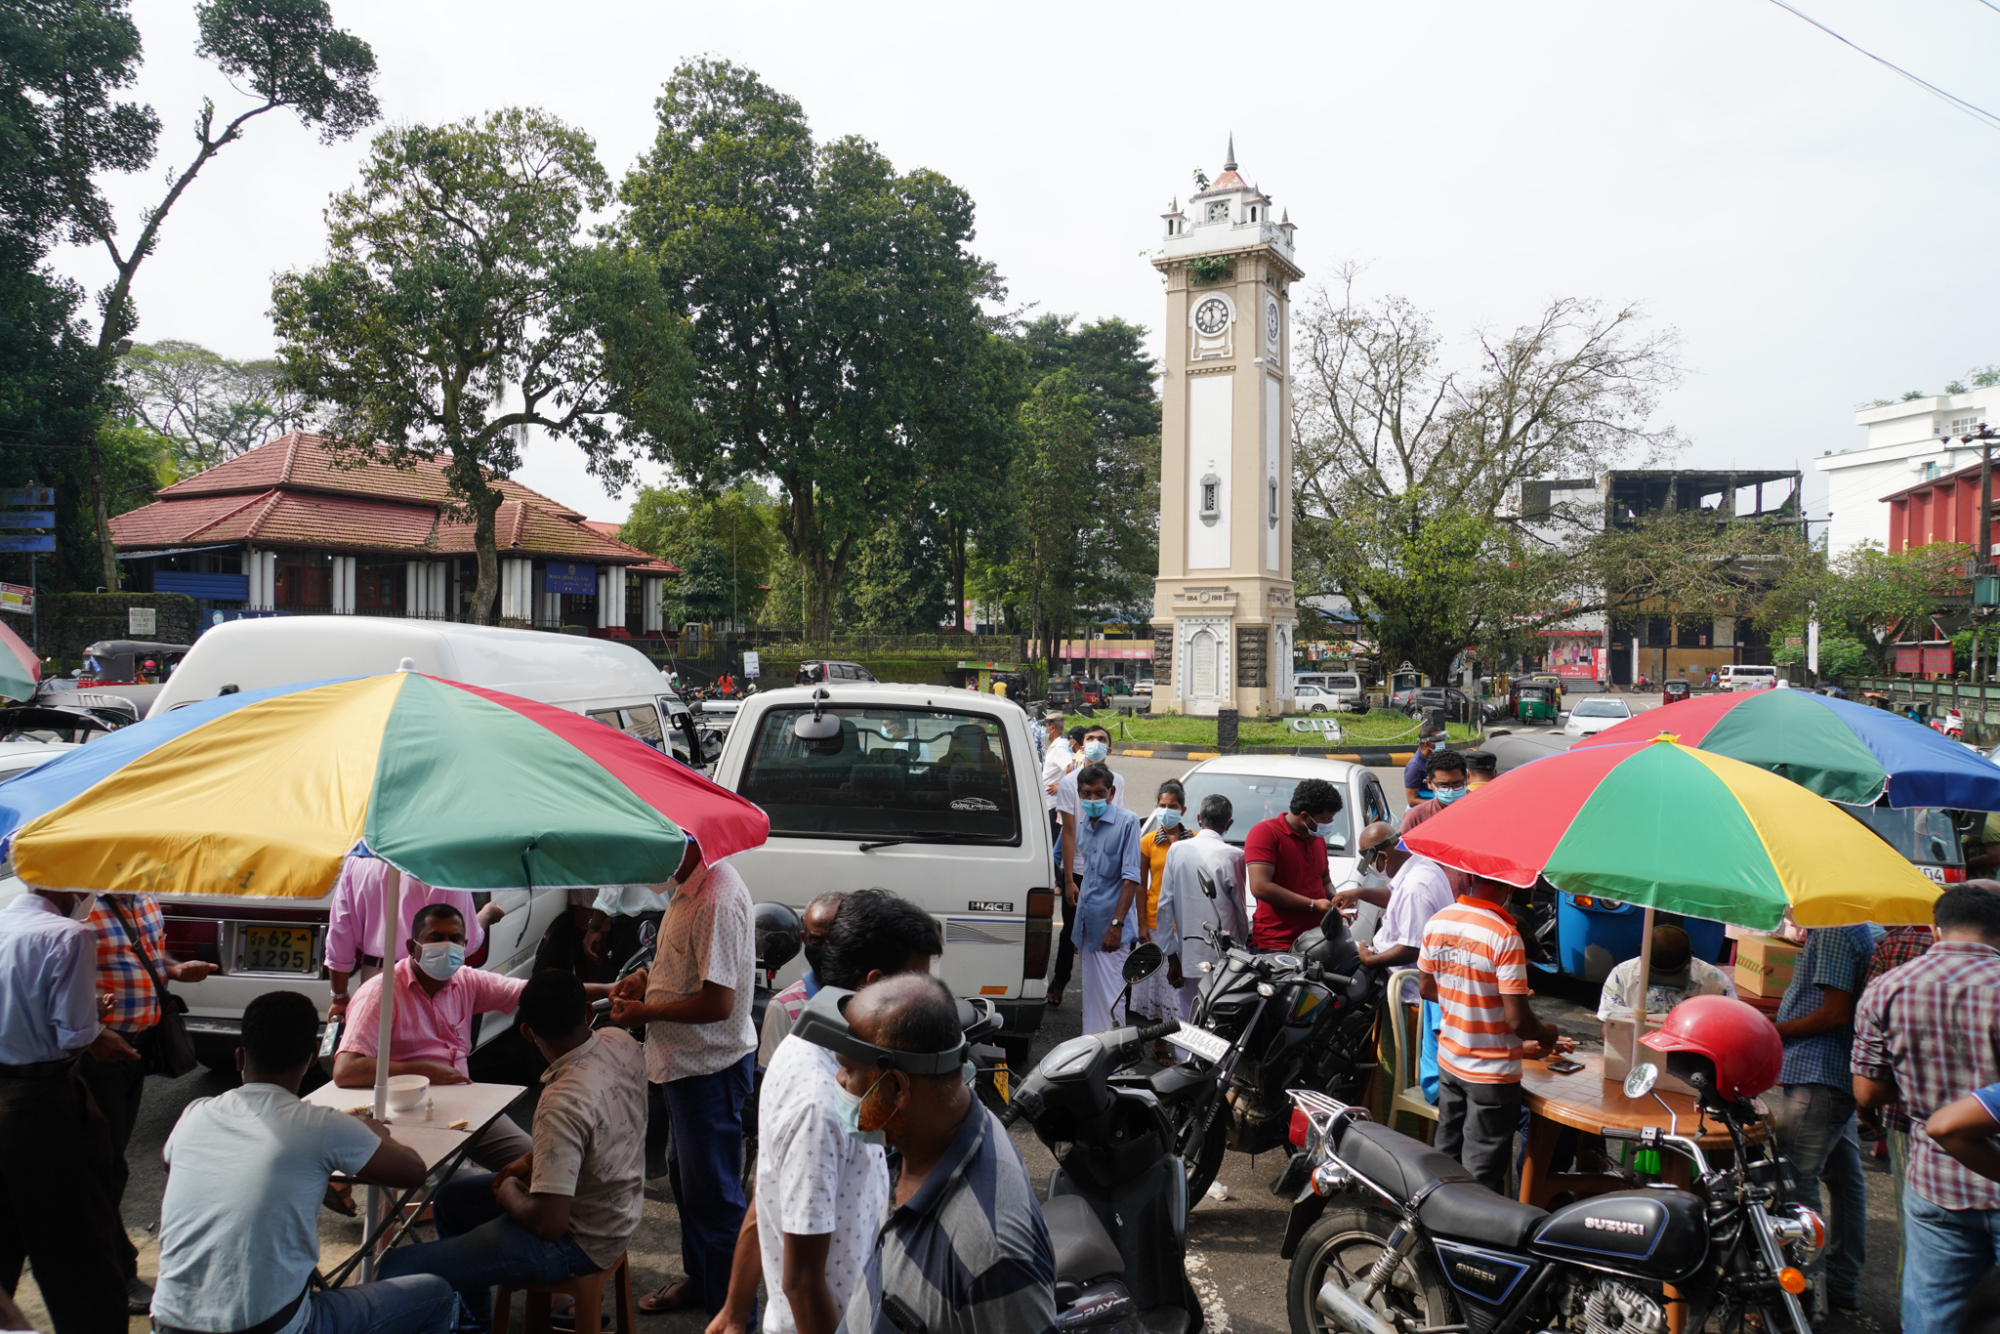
left=1244, top=777, right=1342, bottom=952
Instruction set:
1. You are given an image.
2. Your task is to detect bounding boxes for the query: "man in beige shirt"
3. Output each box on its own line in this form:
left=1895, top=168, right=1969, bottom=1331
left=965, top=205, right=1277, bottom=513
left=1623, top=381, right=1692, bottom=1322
left=380, top=969, right=647, bottom=1326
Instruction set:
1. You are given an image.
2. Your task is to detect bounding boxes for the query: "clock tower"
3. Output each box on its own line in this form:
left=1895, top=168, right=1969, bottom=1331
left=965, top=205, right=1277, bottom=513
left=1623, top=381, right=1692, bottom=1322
left=1151, top=138, right=1301, bottom=718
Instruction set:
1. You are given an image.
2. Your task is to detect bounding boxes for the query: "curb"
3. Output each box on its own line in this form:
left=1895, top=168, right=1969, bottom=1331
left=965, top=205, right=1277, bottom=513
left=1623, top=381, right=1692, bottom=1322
left=1112, top=744, right=1425, bottom=766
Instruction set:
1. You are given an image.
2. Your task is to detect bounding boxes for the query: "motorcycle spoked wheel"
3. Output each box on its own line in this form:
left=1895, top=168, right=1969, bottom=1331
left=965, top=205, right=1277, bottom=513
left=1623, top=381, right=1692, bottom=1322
left=1287, top=1206, right=1458, bottom=1334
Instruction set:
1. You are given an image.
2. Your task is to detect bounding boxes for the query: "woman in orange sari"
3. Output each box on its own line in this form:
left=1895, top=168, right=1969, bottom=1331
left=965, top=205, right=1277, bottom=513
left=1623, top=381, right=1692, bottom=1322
left=1135, top=779, right=1193, bottom=1058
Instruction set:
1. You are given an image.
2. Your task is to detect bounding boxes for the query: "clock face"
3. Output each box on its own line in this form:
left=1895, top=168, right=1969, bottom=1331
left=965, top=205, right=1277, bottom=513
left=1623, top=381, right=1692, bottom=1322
left=1266, top=300, right=1281, bottom=345
left=1194, top=298, right=1230, bottom=337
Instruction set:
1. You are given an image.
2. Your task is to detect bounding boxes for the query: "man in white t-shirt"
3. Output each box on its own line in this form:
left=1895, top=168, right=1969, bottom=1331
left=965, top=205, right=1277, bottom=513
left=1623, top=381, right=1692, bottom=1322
left=1359, top=839, right=1459, bottom=1004
left=609, top=841, right=756, bottom=1318
left=153, top=992, right=452, bottom=1334
left=709, top=889, right=944, bottom=1334
left=1056, top=724, right=1126, bottom=889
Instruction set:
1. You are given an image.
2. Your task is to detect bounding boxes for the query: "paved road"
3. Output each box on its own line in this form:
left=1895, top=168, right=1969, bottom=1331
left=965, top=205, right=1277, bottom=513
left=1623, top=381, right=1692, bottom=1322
left=27, top=693, right=1904, bottom=1334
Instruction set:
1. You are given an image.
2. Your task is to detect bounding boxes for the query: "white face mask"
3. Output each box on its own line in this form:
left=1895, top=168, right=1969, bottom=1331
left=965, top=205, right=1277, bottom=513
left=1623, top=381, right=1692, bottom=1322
left=68, top=893, right=98, bottom=922
left=416, top=941, right=465, bottom=982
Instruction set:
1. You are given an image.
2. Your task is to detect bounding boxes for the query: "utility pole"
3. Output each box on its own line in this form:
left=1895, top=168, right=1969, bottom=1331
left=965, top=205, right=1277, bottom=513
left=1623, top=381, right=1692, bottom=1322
left=1944, top=423, right=2000, bottom=571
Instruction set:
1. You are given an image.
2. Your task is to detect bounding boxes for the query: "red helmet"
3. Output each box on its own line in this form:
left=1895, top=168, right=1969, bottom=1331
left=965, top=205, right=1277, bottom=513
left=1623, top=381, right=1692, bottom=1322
left=1640, top=994, right=1783, bottom=1100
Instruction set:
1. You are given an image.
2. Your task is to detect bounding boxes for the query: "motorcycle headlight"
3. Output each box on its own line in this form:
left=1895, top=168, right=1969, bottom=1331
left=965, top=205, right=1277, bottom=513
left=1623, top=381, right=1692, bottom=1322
left=1769, top=1205, right=1826, bottom=1260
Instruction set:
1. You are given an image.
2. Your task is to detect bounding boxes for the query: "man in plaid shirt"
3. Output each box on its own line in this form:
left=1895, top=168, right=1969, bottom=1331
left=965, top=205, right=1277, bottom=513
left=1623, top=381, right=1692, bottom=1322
left=82, top=893, right=216, bottom=1313
left=1859, top=922, right=1934, bottom=1281
left=1854, top=885, right=2000, bottom=1334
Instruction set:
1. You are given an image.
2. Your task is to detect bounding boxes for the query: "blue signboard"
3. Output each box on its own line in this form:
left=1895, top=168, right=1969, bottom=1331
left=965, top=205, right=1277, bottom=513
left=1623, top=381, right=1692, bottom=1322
left=0, top=512, right=54, bottom=528
left=0, top=534, right=55, bottom=553
left=544, top=562, right=597, bottom=595
left=0, top=488, right=54, bottom=506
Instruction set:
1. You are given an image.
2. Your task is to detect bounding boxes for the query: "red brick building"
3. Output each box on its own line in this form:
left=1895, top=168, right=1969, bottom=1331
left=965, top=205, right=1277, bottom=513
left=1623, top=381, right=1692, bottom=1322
left=110, top=433, right=676, bottom=636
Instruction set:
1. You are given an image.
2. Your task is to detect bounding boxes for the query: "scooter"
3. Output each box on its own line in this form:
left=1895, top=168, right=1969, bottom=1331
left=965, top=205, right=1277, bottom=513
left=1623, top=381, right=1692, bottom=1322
left=1001, top=945, right=1205, bottom=1334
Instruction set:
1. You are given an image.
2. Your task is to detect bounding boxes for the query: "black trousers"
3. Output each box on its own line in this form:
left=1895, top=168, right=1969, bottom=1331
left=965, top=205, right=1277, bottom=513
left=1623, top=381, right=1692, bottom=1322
left=1050, top=812, right=1077, bottom=992
left=77, top=1047, right=146, bottom=1279
left=1435, top=1071, right=1523, bottom=1196
left=0, top=1070, right=131, bottom=1333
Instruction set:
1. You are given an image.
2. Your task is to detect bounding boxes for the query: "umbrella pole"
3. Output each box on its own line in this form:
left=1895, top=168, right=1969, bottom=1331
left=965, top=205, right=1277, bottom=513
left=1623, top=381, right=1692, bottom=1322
left=362, top=868, right=403, bottom=1281
left=1632, top=905, right=1654, bottom=1076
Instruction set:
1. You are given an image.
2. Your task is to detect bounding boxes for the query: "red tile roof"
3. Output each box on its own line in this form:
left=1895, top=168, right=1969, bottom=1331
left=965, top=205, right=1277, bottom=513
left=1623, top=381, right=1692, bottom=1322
left=112, top=432, right=679, bottom=573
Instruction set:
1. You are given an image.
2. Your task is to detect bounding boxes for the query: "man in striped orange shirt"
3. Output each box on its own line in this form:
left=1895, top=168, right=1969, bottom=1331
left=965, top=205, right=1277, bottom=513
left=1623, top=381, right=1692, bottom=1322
left=1419, top=876, right=1572, bottom=1191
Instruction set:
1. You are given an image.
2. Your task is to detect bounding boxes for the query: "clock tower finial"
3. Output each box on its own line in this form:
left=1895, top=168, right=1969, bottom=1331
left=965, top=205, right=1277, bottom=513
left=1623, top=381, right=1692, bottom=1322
left=1223, top=134, right=1237, bottom=172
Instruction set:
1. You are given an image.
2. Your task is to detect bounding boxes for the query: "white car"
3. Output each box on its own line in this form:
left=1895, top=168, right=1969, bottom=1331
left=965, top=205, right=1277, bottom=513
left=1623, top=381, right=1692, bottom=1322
left=1562, top=696, right=1634, bottom=737
left=1174, top=754, right=1398, bottom=891
left=1291, top=683, right=1342, bottom=713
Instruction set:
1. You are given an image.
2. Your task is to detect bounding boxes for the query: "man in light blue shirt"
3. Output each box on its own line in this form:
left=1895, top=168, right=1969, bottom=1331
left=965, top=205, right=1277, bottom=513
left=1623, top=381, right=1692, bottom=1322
left=1074, top=762, right=1143, bottom=1035
left=0, top=888, right=141, bottom=1330
left=154, top=991, right=453, bottom=1334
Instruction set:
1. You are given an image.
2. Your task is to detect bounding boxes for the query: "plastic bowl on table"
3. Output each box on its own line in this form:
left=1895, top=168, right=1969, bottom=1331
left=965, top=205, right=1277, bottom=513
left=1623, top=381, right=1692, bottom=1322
left=386, top=1073, right=430, bottom=1113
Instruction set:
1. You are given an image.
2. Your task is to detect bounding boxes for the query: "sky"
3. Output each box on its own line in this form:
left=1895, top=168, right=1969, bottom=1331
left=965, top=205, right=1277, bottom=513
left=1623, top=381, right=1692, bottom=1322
left=50, top=0, right=2000, bottom=524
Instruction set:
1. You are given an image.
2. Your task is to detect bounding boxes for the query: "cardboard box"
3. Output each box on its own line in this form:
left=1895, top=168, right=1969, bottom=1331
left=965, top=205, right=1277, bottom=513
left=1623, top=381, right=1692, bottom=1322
left=1736, top=935, right=1801, bottom=993
left=1735, top=961, right=1789, bottom=999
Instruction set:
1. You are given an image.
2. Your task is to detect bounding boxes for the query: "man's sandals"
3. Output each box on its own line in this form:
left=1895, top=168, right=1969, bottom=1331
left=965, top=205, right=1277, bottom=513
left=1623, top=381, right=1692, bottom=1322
left=638, top=1281, right=700, bottom=1315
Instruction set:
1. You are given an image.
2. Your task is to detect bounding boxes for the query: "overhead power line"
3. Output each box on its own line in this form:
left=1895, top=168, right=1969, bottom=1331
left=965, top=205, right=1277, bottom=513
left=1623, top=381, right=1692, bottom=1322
left=1764, top=0, right=2000, bottom=132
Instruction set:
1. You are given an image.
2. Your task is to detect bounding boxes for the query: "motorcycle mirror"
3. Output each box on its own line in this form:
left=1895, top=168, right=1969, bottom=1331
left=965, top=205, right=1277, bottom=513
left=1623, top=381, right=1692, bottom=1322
left=1123, top=941, right=1164, bottom=983
left=1623, top=1062, right=1660, bottom=1099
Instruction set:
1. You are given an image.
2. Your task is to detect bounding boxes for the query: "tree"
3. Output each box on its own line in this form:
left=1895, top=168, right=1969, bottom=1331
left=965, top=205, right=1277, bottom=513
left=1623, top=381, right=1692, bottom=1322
left=273, top=107, right=692, bottom=625
left=1291, top=273, right=1683, bottom=680
left=839, top=519, right=951, bottom=633
left=1007, top=370, right=1099, bottom=667
left=30, top=0, right=378, bottom=587
left=915, top=329, right=1024, bottom=629
left=620, top=59, right=1000, bottom=640
left=619, top=482, right=779, bottom=627
left=1761, top=539, right=1974, bottom=671
left=116, top=340, right=312, bottom=475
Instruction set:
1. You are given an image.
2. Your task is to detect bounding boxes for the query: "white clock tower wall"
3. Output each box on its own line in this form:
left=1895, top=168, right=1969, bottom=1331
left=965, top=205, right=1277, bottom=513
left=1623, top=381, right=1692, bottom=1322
left=1187, top=375, right=1232, bottom=569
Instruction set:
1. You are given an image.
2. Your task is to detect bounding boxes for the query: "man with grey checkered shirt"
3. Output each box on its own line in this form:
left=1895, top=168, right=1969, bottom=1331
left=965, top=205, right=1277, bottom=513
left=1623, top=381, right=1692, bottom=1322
left=811, top=974, right=1056, bottom=1334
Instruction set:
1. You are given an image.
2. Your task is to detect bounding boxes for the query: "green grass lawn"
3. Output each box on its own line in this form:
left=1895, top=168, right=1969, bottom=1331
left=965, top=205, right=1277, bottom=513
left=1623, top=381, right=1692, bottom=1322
left=1104, top=712, right=1480, bottom=749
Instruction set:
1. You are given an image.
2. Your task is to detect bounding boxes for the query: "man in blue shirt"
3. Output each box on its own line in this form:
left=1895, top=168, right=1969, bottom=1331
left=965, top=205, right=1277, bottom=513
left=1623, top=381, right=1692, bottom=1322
left=1769, top=924, right=1876, bottom=1320
left=1403, top=729, right=1445, bottom=807
left=1074, top=763, right=1143, bottom=1036
left=0, top=888, right=140, bottom=1332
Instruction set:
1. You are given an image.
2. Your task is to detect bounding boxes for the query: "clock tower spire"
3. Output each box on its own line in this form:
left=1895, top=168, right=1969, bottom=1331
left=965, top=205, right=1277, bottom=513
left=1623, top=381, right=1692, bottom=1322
left=1150, top=142, right=1300, bottom=718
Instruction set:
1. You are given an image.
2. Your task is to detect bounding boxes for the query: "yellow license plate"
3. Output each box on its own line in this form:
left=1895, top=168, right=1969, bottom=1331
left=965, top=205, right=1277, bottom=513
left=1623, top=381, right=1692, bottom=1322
left=241, top=926, right=316, bottom=973
left=992, top=1065, right=1009, bottom=1103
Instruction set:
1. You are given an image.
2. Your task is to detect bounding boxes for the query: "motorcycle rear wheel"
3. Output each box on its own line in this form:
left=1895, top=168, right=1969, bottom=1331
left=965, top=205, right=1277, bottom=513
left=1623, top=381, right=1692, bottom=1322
left=1287, top=1206, right=1458, bottom=1334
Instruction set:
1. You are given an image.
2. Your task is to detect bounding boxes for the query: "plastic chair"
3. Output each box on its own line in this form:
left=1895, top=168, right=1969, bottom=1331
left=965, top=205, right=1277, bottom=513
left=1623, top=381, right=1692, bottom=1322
left=492, top=1252, right=633, bottom=1334
left=1382, top=968, right=1440, bottom=1141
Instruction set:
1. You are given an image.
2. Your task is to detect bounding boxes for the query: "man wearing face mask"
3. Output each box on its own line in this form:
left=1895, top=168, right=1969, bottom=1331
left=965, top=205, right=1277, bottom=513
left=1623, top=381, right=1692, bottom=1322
left=1052, top=725, right=1124, bottom=1010
left=0, top=886, right=140, bottom=1332
left=1397, top=750, right=1471, bottom=833
left=1072, top=763, right=1145, bottom=1036
left=800, top=975, right=1055, bottom=1334
left=1595, top=923, right=1735, bottom=1033
left=337, top=904, right=612, bottom=1170
left=1244, top=777, right=1342, bottom=952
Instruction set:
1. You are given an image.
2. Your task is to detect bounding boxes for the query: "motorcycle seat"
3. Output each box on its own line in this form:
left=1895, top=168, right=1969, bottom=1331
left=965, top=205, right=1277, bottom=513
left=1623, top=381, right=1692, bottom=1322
left=1337, top=1121, right=1474, bottom=1201
left=1417, top=1182, right=1548, bottom=1251
left=1044, top=1194, right=1125, bottom=1288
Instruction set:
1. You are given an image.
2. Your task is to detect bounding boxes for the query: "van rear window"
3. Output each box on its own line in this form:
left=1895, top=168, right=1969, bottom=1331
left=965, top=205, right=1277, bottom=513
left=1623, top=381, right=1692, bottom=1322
left=588, top=706, right=663, bottom=745
left=739, top=706, right=1019, bottom=844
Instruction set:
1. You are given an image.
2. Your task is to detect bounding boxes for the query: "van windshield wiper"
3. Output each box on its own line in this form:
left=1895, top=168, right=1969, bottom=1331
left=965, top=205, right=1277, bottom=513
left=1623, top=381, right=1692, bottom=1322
left=857, top=832, right=1011, bottom=852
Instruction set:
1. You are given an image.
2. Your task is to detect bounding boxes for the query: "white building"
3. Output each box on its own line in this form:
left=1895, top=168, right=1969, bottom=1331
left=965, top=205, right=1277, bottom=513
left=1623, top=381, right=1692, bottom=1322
left=1816, top=393, right=1996, bottom=556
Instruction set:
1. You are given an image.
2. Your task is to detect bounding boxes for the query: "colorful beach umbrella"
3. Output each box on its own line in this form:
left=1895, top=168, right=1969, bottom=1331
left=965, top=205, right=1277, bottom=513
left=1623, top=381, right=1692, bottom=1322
left=0, top=620, right=38, bottom=703
left=0, top=671, right=768, bottom=899
left=1401, top=735, right=1940, bottom=929
left=1574, top=687, right=2000, bottom=810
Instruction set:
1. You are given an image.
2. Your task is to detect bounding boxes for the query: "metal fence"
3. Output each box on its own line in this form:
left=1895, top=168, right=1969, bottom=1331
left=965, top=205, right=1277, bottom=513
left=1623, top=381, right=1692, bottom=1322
left=1848, top=676, right=2000, bottom=744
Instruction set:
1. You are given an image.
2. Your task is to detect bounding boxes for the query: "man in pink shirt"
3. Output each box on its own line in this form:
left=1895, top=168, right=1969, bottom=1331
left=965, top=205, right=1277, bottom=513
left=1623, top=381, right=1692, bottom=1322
left=325, top=855, right=507, bottom=1021
left=335, top=903, right=612, bottom=1168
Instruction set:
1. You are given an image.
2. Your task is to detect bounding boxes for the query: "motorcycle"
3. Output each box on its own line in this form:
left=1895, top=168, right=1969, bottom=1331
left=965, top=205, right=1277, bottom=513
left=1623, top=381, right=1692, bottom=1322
left=1277, top=1063, right=1823, bottom=1334
left=1151, top=897, right=1381, bottom=1201
left=1000, top=945, right=1205, bottom=1334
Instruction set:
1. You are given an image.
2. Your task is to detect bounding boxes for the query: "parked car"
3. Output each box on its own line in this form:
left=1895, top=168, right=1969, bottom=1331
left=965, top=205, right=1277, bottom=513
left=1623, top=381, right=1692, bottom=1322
left=1561, top=695, right=1635, bottom=737
left=794, top=659, right=877, bottom=686
left=1135, top=677, right=1156, bottom=694
left=1318, top=671, right=1365, bottom=711
left=1291, top=683, right=1342, bottom=713
left=711, top=681, right=1054, bottom=1065
left=1046, top=675, right=1108, bottom=709
left=138, top=617, right=705, bottom=1068
left=1396, top=685, right=1500, bottom=725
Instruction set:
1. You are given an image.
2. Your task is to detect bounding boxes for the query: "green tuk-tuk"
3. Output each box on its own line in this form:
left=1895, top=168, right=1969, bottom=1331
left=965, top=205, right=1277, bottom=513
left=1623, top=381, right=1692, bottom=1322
left=1513, top=681, right=1558, bottom=724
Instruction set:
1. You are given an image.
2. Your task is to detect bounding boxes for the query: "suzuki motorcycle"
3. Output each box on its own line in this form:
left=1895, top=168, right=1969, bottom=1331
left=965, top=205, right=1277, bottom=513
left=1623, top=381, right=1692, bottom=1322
left=1002, top=948, right=1205, bottom=1334
left=1278, top=1064, right=1822, bottom=1334
left=1153, top=903, right=1381, bottom=1201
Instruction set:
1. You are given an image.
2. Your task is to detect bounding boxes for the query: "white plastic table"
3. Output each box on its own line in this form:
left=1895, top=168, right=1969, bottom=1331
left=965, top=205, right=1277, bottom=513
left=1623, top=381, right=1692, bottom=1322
left=305, top=1079, right=527, bottom=1283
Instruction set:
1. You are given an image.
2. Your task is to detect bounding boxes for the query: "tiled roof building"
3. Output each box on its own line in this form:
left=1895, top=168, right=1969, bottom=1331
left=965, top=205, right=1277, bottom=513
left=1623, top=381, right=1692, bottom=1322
left=111, top=433, right=677, bottom=636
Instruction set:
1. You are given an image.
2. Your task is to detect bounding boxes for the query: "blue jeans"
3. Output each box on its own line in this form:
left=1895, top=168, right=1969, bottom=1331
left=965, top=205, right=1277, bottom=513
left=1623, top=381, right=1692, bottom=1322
left=1902, top=1187, right=2000, bottom=1334
left=377, top=1175, right=600, bottom=1329
left=1765, top=1083, right=1866, bottom=1304
left=303, top=1275, right=456, bottom=1334
left=663, top=1054, right=754, bottom=1317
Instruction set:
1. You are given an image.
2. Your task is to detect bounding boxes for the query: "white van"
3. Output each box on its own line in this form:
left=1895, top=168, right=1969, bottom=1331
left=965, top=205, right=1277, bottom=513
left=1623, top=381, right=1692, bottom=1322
left=1721, top=664, right=1779, bottom=692
left=710, top=682, right=1054, bottom=1061
left=134, top=618, right=699, bottom=1067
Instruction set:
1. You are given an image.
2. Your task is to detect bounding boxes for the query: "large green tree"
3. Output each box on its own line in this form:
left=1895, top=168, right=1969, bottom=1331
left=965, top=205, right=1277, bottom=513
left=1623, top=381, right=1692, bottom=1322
left=29, top=0, right=378, bottom=587
left=1006, top=369, right=1100, bottom=666
left=620, top=59, right=1000, bottom=640
left=116, top=340, right=312, bottom=475
left=1292, top=274, right=1683, bottom=680
left=273, top=106, right=692, bottom=624
left=1761, top=539, right=1974, bottom=672
left=619, top=482, right=780, bottom=627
